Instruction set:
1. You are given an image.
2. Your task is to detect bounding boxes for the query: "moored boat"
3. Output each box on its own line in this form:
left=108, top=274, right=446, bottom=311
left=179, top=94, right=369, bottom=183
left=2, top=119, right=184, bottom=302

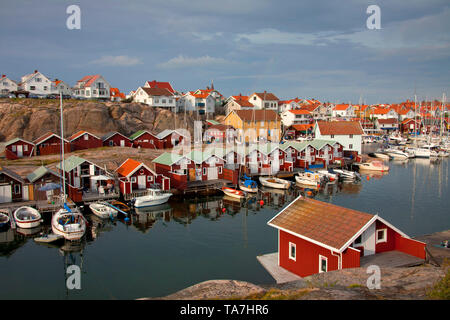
left=132, top=188, right=172, bottom=208
left=259, top=176, right=291, bottom=189
left=222, top=187, right=245, bottom=199
left=13, top=206, right=42, bottom=229
left=295, top=171, right=322, bottom=187
left=52, top=207, right=87, bottom=241
left=89, top=202, right=118, bottom=219
left=356, top=161, right=389, bottom=172
left=239, top=175, right=258, bottom=193
left=0, top=212, right=10, bottom=229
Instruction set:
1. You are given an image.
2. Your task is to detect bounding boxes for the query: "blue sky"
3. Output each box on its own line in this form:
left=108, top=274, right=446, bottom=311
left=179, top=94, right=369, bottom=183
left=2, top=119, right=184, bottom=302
left=0, top=0, right=449, bottom=104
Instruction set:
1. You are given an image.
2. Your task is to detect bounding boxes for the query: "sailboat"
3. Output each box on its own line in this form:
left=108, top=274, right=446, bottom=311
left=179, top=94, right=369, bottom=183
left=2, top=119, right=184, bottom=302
left=51, top=94, right=86, bottom=241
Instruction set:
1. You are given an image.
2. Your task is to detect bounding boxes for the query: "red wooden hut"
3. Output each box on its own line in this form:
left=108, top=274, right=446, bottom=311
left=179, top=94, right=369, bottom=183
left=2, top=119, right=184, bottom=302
left=102, top=132, right=133, bottom=148
left=34, top=132, right=70, bottom=156
left=69, top=130, right=103, bottom=151
left=266, top=196, right=426, bottom=278
left=4, top=138, right=35, bottom=160
left=129, top=130, right=161, bottom=149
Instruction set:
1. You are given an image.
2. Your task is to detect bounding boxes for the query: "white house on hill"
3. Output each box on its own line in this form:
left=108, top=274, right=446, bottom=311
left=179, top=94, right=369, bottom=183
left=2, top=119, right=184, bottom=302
left=19, top=70, right=52, bottom=96
left=73, top=75, right=111, bottom=99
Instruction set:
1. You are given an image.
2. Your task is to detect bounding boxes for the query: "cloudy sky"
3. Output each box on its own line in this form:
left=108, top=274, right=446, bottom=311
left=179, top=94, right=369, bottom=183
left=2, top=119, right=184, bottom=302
left=0, top=0, right=449, bottom=104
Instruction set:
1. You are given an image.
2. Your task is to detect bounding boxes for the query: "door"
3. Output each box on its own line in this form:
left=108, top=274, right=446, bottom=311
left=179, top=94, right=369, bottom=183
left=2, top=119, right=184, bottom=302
left=0, top=185, right=12, bottom=203
left=17, top=145, right=23, bottom=157
left=120, top=140, right=125, bottom=147
left=189, top=169, right=196, bottom=181
left=137, top=175, right=146, bottom=189
left=23, top=185, right=29, bottom=201
left=207, top=167, right=218, bottom=180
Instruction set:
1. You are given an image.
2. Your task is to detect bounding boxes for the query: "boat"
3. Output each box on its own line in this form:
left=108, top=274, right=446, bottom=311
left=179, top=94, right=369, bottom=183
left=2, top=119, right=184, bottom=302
left=222, top=187, right=246, bottom=199
left=0, top=212, right=10, bottom=229
left=132, top=188, right=172, bottom=208
left=371, top=150, right=391, bottom=160
left=295, top=171, right=322, bottom=187
left=51, top=94, right=86, bottom=241
left=52, top=206, right=87, bottom=241
left=110, top=200, right=131, bottom=212
left=316, top=169, right=339, bottom=182
left=239, top=175, right=258, bottom=193
left=384, top=148, right=410, bottom=160
left=356, top=161, right=389, bottom=172
left=332, top=169, right=360, bottom=180
left=259, top=176, right=291, bottom=189
left=13, top=206, right=42, bottom=229
left=89, top=202, right=118, bottom=219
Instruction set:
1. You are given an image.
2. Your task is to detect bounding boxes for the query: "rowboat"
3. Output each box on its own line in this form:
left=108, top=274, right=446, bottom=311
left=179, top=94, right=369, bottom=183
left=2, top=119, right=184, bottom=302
left=295, top=172, right=322, bottom=187
left=89, top=202, right=118, bottom=219
left=239, top=176, right=258, bottom=193
left=222, top=187, right=245, bottom=199
left=110, top=200, right=131, bottom=212
left=259, top=176, right=291, bottom=189
left=13, top=206, right=42, bottom=229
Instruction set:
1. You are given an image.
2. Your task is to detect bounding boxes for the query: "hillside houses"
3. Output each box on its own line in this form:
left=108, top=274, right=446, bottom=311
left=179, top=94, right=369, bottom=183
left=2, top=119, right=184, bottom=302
left=19, top=70, right=53, bottom=96
left=0, top=75, right=18, bottom=95
left=133, top=87, right=176, bottom=111
left=73, top=75, right=111, bottom=99
left=248, top=91, right=279, bottom=110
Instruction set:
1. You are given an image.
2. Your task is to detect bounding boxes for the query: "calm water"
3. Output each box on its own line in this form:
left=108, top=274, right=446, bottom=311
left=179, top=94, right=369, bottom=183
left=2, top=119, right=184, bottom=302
left=1, top=150, right=449, bottom=299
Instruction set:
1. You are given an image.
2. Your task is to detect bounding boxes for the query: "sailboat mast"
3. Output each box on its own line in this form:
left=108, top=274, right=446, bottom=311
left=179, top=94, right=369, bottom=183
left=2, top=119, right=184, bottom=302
left=60, top=93, right=66, bottom=198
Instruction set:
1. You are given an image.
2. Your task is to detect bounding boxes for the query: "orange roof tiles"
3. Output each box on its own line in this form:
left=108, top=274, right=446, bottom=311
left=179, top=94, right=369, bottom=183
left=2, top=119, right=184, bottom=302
left=142, top=87, right=174, bottom=96
left=334, top=104, right=350, bottom=111
left=116, top=158, right=142, bottom=177
left=145, top=80, right=175, bottom=94
left=268, top=197, right=374, bottom=251
left=316, top=121, right=364, bottom=135
left=253, top=92, right=279, bottom=101
left=289, top=110, right=311, bottom=115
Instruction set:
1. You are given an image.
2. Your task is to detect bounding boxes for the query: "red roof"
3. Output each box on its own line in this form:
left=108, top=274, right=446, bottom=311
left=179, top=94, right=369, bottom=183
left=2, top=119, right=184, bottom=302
left=377, top=118, right=398, bottom=124
left=69, top=130, right=100, bottom=141
left=116, top=158, right=154, bottom=178
left=110, top=88, right=126, bottom=99
left=34, top=132, right=68, bottom=145
left=289, top=110, right=311, bottom=115
left=77, top=75, right=100, bottom=88
left=145, top=80, right=175, bottom=94
left=291, top=124, right=314, bottom=131
left=316, top=121, right=364, bottom=135
left=252, top=92, right=279, bottom=101
left=334, top=104, right=350, bottom=111
left=142, top=87, right=174, bottom=96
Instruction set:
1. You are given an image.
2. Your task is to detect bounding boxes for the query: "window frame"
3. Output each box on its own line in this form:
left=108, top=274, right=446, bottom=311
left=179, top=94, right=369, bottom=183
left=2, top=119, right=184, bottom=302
left=289, top=242, right=296, bottom=261
left=319, top=255, right=328, bottom=273
left=376, top=228, right=388, bottom=244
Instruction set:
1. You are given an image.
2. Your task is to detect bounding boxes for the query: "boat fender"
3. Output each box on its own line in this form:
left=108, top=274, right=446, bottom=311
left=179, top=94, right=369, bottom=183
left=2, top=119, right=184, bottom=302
left=259, top=200, right=264, bottom=206
left=222, top=208, right=226, bottom=213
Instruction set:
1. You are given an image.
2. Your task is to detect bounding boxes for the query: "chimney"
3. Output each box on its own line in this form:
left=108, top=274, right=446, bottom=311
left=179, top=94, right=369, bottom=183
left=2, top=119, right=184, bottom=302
left=34, top=70, right=38, bottom=73
left=1, top=75, right=5, bottom=78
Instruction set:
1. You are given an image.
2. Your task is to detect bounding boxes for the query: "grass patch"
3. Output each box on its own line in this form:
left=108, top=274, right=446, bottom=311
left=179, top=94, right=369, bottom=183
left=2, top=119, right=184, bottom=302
left=348, top=283, right=363, bottom=289
left=426, top=261, right=450, bottom=300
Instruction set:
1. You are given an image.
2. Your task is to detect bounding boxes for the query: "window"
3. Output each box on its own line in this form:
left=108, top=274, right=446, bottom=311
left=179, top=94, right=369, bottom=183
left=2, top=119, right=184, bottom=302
left=289, top=242, right=296, bottom=261
left=331, top=134, right=334, bottom=138
left=349, top=134, right=353, bottom=138
left=155, top=99, right=159, bottom=103
left=130, top=177, right=136, bottom=183
left=36, top=78, right=41, bottom=82
left=353, top=234, right=362, bottom=247
left=218, top=166, right=222, bottom=174
left=162, top=99, right=166, bottom=104
left=44, top=86, right=48, bottom=91
left=203, top=168, right=207, bottom=175
left=30, top=86, right=35, bottom=91
left=349, top=144, right=353, bottom=149
left=319, top=255, right=328, bottom=273
left=14, top=184, right=21, bottom=194
left=24, top=145, right=28, bottom=152
left=147, top=175, right=153, bottom=182
left=83, top=134, right=89, bottom=140
left=376, top=229, right=387, bottom=244
left=12, top=145, right=16, bottom=152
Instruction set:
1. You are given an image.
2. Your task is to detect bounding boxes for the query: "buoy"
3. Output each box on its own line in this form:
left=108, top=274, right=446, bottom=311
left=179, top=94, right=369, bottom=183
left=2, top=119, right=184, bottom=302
left=307, top=191, right=312, bottom=196
left=317, top=184, right=320, bottom=188
left=124, top=217, right=130, bottom=222
left=260, top=200, right=264, bottom=206
left=367, top=176, right=370, bottom=181
left=222, top=208, right=226, bottom=213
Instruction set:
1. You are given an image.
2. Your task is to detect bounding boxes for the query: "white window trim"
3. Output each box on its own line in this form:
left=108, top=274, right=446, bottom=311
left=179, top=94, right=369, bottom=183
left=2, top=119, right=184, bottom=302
left=289, top=242, right=296, bottom=261
left=319, top=255, right=328, bottom=273
left=376, top=228, right=387, bottom=244
left=130, top=177, right=137, bottom=183
left=147, top=175, right=153, bottom=182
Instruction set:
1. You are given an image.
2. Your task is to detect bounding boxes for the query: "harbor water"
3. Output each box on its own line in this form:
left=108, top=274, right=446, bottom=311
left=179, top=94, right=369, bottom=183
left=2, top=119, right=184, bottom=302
left=0, top=148, right=449, bottom=299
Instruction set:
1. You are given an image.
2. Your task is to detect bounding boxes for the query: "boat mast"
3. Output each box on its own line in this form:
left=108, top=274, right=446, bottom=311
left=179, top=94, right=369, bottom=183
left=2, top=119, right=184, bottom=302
left=60, top=93, right=66, bottom=200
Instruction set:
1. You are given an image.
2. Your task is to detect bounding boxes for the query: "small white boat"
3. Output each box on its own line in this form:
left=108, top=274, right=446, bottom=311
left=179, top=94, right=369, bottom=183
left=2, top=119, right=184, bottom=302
left=222, top=187, right=245, bottom=199
left=239, top=180, right=258, bottom=193
left=52, top=208, right=86, bottom=241
left=295, top=172, right=322, bottom=187
left=385, top=148, right=409, bottom=160
left=259, top=176, right=291, bottom=189
left=332, top=169, right=360, bottom=180
left=89, top=202, right=118, bottom=219
left=316, top=170, right=339, bottom=182
left=357, top=161, right=389, bottom=172
left=0, top=212, right=10, bottom=229
left=133, top=188, right=172, bottom=208
left=13, top=206, right=42, bottom=229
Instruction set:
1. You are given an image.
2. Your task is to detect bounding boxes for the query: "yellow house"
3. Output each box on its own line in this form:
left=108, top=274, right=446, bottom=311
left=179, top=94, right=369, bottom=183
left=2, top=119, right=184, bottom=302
left=223, top=110, right=281, bottom=143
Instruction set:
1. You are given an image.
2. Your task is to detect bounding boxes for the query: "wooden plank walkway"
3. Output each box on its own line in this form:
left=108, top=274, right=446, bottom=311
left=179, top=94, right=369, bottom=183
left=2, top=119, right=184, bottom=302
left=360, top=250, right=424, bottom=268
left=257, top=252, right=303, bottom=284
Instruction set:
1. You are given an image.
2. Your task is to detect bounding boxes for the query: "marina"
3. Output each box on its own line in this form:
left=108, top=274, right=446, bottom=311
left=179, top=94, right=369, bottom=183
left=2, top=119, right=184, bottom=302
left=0, top=145, right=448, bottom=299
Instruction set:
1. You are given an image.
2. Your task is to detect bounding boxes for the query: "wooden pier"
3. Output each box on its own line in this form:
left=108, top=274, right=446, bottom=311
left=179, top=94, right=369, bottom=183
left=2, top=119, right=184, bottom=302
left=178, top=179, right=231, bottom=195
left=257, top=253, right=303, bottom=284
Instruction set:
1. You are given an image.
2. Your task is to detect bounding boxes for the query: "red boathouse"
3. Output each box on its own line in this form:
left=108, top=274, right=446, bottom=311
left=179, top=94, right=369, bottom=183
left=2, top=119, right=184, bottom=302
left=266, top=196, right=426, bottom=278
left=69, top=130, right=103, bottom=151
left=4, top=138, right=35, bottom=160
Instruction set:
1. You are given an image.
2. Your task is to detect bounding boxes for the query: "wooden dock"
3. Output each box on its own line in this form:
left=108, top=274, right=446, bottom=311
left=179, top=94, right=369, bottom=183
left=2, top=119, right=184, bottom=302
left=257, top=252, right=303, bottom=284
left=182, top=179, right=231, bottom=194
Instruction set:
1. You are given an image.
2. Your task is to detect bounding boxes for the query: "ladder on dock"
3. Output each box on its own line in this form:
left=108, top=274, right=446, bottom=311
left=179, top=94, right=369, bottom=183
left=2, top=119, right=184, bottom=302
left=7, top=208, right=16, bottom=229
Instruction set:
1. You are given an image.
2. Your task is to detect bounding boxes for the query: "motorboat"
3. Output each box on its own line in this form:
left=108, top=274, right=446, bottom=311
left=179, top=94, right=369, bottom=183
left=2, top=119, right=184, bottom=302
left=132, top=188, right=172, bottom=208
left=222, top=187, right=246, bottom=199
left=316, top=169, right=339, bottom=182
left=371, top=150, right=391, bottom=160
left=13, top=206, right=42, bottom=229
left=0, top=212, right=10, bottom=229
left=238, top=175, right=258, bottom=193
left=332, top=168, right=360, bottom=180
left=89, top=202, right=118, bottom=219
left=356, top=161, right=389, bottom=172
left=259, top=176, right=291, bottom=189
left=52, top=207, right=87, bottom=241
left=384, top=148, right=410, bottom=160
left=295, top=171, right=322, bottom=187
